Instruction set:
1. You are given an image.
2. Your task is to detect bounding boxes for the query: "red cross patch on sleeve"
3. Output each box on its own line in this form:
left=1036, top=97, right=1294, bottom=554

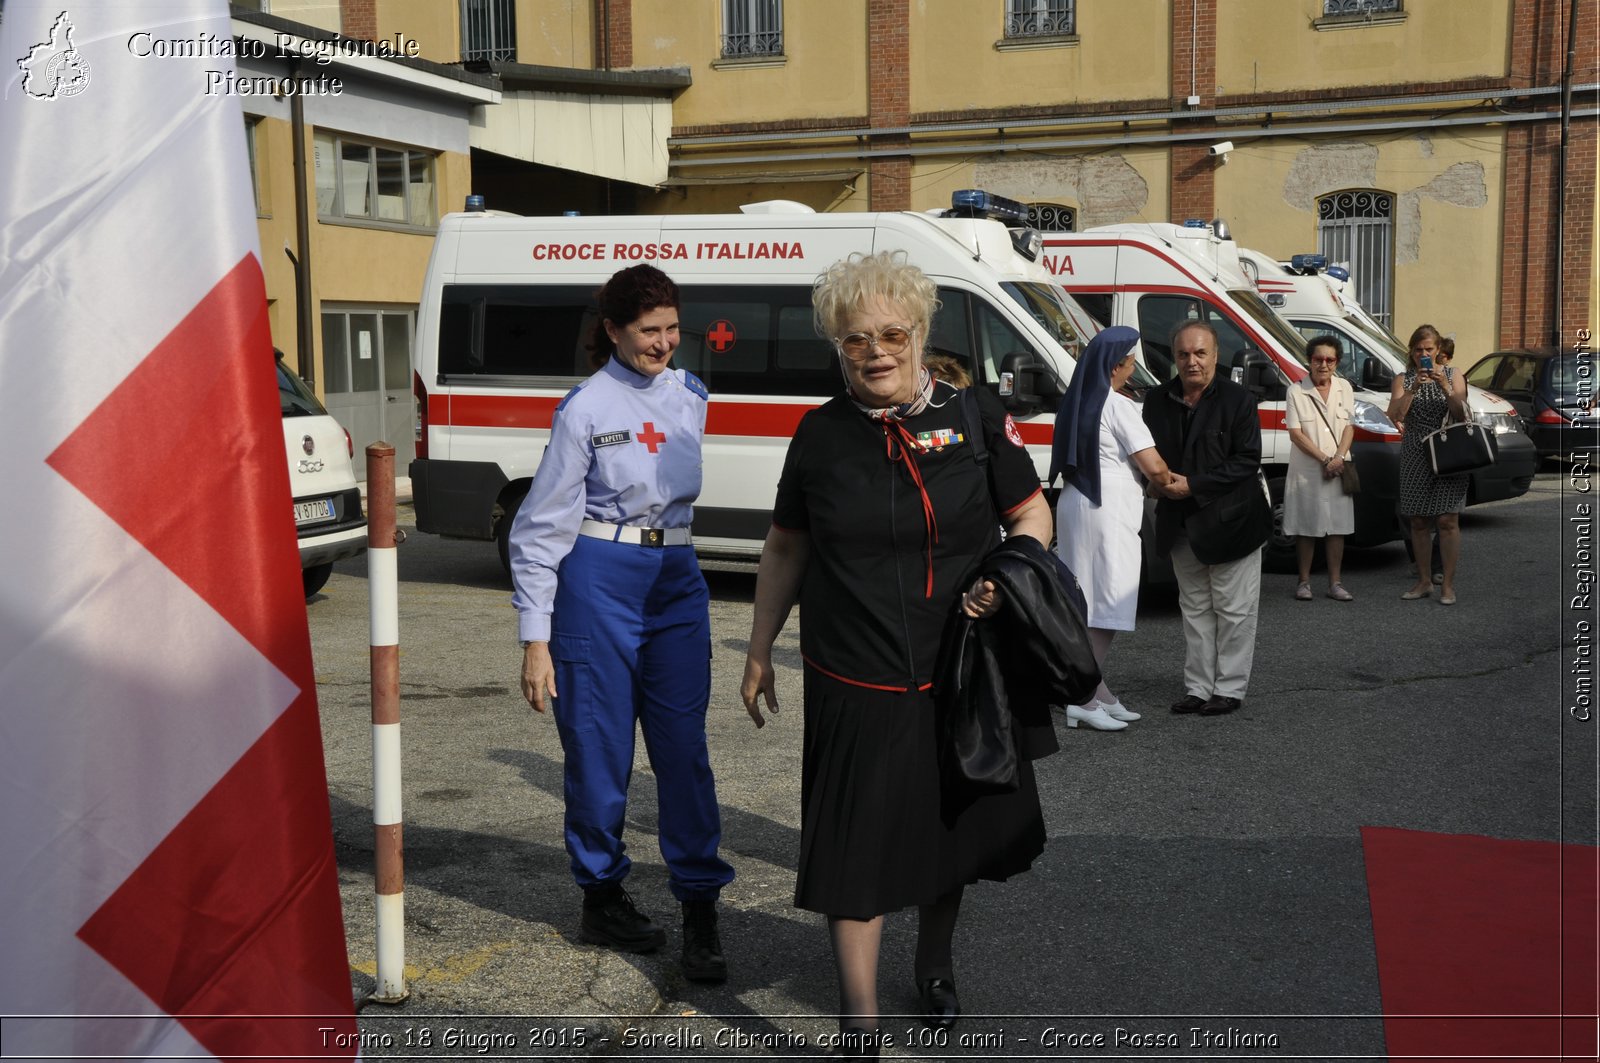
left=1003, top=414, right=1025, bottom=447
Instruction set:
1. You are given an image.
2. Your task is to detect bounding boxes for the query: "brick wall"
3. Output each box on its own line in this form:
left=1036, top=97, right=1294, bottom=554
left=595, top=0, right=632, bottom=69
left=341, top=0, right=376, bottom=41
left=867, top=0, right=910, bottom=210
left=1500, top=0, right=1598, bottom=347
left=1168, top=0, right=1217, bottom=224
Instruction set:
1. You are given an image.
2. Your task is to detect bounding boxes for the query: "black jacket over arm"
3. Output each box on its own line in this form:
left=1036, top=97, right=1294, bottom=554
left=1142, top=375, right=1268, bottom=563
left=934, top=536, right=1098, bottom=817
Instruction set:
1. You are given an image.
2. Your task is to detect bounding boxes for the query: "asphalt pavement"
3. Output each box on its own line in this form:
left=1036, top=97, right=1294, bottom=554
left=304, top=469, right=1591, bottom=1061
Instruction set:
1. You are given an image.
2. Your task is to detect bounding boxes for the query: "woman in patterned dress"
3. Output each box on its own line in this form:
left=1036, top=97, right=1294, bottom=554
left=1387, top=324, right=1470, bottom=605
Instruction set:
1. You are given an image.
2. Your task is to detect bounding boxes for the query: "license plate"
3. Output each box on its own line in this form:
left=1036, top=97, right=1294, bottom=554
left=294, top=498, right=336, bottom=526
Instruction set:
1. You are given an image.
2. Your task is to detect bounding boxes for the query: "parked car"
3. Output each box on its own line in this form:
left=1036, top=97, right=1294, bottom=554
left=279, top=353, right=366, bottom=597
left=1463, top=349, right=1600, bottom=462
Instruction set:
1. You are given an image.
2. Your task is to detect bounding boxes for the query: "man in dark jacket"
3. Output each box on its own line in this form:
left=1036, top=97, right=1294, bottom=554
left=1142, top=322, right=1269, bottom=717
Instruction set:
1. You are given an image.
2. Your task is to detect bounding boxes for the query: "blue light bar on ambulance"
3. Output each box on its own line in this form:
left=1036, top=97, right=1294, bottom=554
left=1290, top=253, right=1328, bottom=272
left=1182, top=219, right=1208, bottom=228
left=465, top=194, right=486, bottom=212
left=1326, top=265, right=1350, bottom=282
left=950, top=189, right=1029, bottom=225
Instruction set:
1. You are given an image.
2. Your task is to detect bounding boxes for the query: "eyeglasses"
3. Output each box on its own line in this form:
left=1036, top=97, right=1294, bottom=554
left=837, top=326, right=913, bottom=359
left=1311, top=357, right=1339, bottom=366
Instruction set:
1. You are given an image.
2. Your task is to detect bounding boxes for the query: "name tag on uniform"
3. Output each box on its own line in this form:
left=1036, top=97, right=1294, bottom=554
left=914, top=428, right=965, bottom=451
left=592, top=430, right=632, bottom=448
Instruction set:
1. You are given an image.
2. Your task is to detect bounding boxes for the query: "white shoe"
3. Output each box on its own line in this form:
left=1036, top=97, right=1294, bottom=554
left=1065, top=704, right=1128, bottom=731
left=1098, top=699, right=1141, bottom=722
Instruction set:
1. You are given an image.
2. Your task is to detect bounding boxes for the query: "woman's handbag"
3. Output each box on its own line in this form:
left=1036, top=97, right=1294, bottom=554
left=1312, top=400, right=1360, bottom=496
left=1424, top=415, right=1498, bottom=475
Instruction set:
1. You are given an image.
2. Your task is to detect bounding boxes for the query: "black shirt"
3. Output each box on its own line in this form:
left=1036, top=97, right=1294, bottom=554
left=773, top=384, right=1041, bottom=690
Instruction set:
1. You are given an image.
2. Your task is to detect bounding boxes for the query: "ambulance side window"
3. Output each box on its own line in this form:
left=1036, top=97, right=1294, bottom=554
left=972, top=300, right=1035, bottom=385
left=679, top=286, right=837, bottom=396
left=1136, top=295, right=1255, bottom=381
left=928, top=289, right=978, bottom=383
left=1074, top=293, right=1113, bottom=329
left=438, top=284, right=594, bottom=380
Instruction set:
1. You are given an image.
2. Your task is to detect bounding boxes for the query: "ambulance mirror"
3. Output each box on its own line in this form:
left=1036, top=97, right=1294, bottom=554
left=1231, top=348, right=1283, bottom=401
left=998, top=351, right=1060, bottom=414
left=1361, top=357, right=1394, bottom=390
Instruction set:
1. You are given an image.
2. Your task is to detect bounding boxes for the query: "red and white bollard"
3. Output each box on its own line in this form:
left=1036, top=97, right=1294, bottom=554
left=365, top=443, right=408, bottom=1004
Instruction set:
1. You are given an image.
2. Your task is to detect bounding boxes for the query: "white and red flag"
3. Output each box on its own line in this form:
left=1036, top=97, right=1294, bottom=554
left=0, top=3, right=356, bottom=1059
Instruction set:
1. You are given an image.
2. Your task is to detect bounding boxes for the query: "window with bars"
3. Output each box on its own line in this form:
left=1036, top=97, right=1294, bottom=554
left=1027, top=203, right=1076, bottom=232
left=722, top=0, right=783, bottom=58
left=462, top=0, right=516, bottom=63
left=1317, top=190, right=1394, bottom=329
left=313, top=132, right=437, bottom=229
left=1005, top=0, right=1076, bottom=38
left=1322, top=0, right=1402, bottom=17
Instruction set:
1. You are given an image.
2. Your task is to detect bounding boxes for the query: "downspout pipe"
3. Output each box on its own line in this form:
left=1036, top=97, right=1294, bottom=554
left=289, top=57, right=315, bottom=385
left=1555, top=0, right=1578, bottom=346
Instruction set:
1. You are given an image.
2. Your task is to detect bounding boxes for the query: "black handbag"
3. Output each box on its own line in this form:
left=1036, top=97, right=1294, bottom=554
left=1424, top=415, right=1497, bottom=475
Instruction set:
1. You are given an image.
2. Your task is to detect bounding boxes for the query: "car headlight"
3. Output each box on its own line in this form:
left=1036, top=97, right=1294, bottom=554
left=1473, top=410, right=1521, bottom=435
left=1351, top=399, right=1399, bottom=439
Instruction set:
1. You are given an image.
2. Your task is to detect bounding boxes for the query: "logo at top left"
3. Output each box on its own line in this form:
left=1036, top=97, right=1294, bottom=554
left=18, top=11, right=91, bottom=100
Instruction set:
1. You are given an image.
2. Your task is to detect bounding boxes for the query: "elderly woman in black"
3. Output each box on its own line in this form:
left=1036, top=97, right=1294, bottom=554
left=740, top=251, right=1052, bottom=1057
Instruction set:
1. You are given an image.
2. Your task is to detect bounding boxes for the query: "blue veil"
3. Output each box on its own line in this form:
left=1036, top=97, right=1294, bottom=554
left=1047, top=326, right=1141, bottom=506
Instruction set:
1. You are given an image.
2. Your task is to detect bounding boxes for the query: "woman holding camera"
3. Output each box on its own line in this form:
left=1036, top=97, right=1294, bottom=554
left=1387, top=323, right=1469, bottom=605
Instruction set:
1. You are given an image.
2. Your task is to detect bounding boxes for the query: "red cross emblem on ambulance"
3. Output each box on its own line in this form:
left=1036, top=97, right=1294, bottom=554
left=706, top=319, right=737, bottom=353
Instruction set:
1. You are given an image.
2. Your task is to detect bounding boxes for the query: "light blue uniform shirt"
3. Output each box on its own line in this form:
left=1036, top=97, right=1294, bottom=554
left=510, top=357, right=707, bottom=642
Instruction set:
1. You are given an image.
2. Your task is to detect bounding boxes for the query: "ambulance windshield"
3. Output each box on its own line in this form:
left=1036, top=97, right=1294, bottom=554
left=1230, top=289, right=1321, bottom=368
left=1002, top=281, right=1083, bottom=351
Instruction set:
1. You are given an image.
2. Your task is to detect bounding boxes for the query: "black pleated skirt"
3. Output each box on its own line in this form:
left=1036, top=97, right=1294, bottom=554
left=793, top=667, right=1046, bottom=919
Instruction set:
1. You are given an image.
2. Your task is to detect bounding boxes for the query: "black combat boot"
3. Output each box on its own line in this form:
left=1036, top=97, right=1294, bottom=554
left=579, top=883, right=665, bottom=953
left=679, top=899, right=727, bottom=983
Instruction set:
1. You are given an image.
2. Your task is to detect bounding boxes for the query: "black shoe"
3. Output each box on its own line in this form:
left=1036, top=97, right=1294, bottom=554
left=579, top=883, right=665, bottom=953
left=1170, top=694, right=1208, bottom=715
left=1202, top=695, right=1242, bottom=716
left=680, top=900, right=727, bottom=983
left=917, top=976, right=960, bottom=1029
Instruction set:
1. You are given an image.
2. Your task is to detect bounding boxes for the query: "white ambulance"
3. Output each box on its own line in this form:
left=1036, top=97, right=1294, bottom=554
left=1038, top=221, right=1406, bottom=567
left=1235, top=247, right=1539, bottom=504
left=409, top=191, right=1106, bottom=567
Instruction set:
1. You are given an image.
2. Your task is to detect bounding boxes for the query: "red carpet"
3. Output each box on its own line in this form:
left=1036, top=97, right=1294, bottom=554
left=1363, top=827, right=1599, bottom=1061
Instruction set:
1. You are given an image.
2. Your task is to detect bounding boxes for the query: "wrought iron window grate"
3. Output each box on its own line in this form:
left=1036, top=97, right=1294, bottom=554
left=1322, top=0, right=1402, bottom=17
left=462, top=0, right=516, bottom=63
left=722, top=0, right=784, bottom=58
left=1005, top=0, right=1076, bottom=38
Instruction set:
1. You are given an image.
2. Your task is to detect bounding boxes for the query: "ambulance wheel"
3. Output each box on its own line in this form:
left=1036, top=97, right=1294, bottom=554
left=496, top=490, right=527, bottom=575
left=302, top=563, right=333, bottom=599
left=1263, top=474, right=1297, bottom=573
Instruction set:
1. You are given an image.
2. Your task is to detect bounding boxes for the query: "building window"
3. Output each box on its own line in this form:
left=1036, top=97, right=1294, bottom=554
left=321, top=307, right=414, bottom=397
left=721, top=0, right=783, bottom=58
left=1318, top=189, right=1394, bottom=329
left=461, top=0, right=516, bottom=62
left=1005, top=0, right=1075, bottom=38
left=1322, top=0, right=1401, bottom=15
left=244, top=117, right=264, bottom=214
left=313, top=132, right=437, bottom=228
left=1027, top=202, right=1076, bottom=232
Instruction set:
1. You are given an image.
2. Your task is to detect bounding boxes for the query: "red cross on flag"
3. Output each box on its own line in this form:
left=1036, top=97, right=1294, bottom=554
left=0, top=3, right=356, bottom=1059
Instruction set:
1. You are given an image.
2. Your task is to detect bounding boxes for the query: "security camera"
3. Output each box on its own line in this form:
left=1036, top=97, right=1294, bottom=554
left=1208, top=141, right=1234, bottom=157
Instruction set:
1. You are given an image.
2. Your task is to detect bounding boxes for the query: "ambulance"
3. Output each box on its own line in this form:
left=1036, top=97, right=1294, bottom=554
left=409, top=191, right=1107, bottom=567
left=1038, top=221, right=1406, bottom=568
left=1235, top=247, right=1539, bottom=504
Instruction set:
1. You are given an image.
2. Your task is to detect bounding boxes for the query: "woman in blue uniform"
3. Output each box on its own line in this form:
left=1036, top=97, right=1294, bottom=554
left=509, top=264, right=733, bottom=982
left=739, top=251, right=1054, bottom=1056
